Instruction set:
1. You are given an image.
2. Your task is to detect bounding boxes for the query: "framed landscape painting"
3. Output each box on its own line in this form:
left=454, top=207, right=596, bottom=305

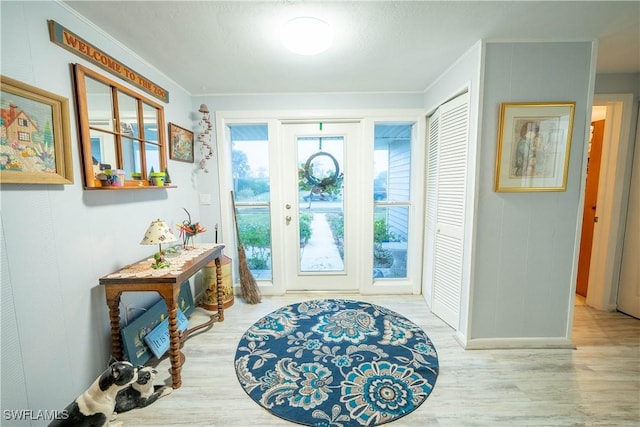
left=0, top=75, right=73, bottom=184
left=168, top=122, right=194, bottom=163
left=494, top=102, right=575, bottom=192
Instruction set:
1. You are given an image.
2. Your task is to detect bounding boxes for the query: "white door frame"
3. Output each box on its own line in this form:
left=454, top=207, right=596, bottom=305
left=584, top=93, right=635, bottom=311
left=215, top=109, right=426, bottom=296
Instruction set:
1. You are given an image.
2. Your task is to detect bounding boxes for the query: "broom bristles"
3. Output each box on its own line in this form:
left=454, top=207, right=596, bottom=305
left=237, top=244, right=261, bottom=304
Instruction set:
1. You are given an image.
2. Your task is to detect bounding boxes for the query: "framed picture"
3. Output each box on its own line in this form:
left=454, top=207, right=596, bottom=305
left=168, top=122, right=194, bottom=163
left=495, top=102, right=575, bottom=192
left=0, top=75, right=73, bottom=184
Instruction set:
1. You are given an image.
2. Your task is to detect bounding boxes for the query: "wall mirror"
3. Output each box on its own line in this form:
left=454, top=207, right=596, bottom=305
left=73, top=64, right=167, bottom=189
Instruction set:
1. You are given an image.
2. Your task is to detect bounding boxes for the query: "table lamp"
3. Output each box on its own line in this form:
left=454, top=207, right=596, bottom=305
left=141, top=219, right=177, bottom=268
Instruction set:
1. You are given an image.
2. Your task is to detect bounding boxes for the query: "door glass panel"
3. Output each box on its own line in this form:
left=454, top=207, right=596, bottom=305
left=235, top=206, right=272, bottom=279
left=373, top=123, right=412, bottom=279
left=230, top=124, right=272, bottom=279
left=374, top=206, right=409, bottom=278
left=297, top=136, right=344, bottom=272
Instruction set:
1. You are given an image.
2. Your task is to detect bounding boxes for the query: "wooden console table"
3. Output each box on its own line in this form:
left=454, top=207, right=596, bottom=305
left=100, top=244, right=225, bottom=389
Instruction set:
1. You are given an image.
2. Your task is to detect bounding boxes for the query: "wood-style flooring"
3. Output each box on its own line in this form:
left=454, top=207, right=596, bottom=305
left=115, top=294, right=640, bottom=426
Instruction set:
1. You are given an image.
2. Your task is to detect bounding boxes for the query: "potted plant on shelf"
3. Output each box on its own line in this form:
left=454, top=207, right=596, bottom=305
left=96, top=169, right=115, bottom=186
left=148, top=166, right=165, bottom=186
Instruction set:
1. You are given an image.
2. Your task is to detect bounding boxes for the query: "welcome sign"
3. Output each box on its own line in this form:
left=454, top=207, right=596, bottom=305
left=47, top=20, right=169, bottom=103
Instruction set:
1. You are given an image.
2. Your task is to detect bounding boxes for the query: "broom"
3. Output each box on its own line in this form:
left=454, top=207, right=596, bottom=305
left=230, top=191, right=262, bottom=304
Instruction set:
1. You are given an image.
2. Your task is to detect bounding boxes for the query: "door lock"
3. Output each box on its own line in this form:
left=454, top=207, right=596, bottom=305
left=286, top=215, right=292, bottom=224
left=285, top=204, right=291, bottom=209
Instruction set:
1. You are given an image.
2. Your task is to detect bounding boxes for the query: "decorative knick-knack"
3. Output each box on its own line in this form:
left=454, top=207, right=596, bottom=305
left=197, top=104, right=214, bottom=173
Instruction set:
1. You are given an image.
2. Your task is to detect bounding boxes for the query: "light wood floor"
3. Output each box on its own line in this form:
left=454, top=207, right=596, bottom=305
left=115, top=294, right=640, bottom=426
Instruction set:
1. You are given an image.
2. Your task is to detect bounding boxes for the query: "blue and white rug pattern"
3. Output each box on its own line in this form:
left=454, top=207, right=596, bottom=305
left=234, top=299, right=439, bottom=426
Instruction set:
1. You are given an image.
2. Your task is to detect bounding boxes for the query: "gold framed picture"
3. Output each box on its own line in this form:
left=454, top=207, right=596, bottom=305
left=495, top=102, right=575, bottom=192
left=168, top=122, right=194, bottom=163
left=0, top=75, right=73, bottom=184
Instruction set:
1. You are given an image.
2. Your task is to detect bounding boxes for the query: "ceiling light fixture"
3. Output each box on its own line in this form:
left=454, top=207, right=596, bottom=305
left=281, top=17, right=333, bottom=55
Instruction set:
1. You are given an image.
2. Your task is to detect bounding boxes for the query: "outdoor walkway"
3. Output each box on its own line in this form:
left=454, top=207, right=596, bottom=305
left=300, top=213, right=344, bottom=271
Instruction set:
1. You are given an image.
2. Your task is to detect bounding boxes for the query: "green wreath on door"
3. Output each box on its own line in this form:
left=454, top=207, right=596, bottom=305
left=302, top=151, right=343, bottom=197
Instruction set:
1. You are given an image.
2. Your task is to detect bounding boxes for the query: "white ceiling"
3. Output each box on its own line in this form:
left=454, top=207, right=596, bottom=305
left=62, top=1, right=640, bottom=96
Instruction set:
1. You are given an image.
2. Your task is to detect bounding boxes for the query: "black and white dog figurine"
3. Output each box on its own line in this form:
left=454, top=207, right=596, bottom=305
left=49, top=360, right=139, bottom=427
left=114, top=366, right=172, bottom=414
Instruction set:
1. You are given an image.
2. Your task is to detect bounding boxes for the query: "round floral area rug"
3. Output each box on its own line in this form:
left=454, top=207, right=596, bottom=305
left=234, top=299, right=439, bottom=426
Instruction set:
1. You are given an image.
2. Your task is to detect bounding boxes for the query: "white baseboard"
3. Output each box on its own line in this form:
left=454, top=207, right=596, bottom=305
left=461, top=336, right=575, bottom=350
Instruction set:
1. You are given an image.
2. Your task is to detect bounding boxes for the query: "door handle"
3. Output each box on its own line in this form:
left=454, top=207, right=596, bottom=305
left=286, top=215, right=292, bottom=224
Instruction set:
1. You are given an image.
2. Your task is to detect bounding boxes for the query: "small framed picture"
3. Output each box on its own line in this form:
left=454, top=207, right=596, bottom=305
left=168, top=122, right=194, bottom=163
left=495, top=102, right=575, bottom=192
left=0, top=75, right=73, bottom=184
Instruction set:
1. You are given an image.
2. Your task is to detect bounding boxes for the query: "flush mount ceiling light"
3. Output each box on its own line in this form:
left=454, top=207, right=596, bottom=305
left=281, top=17, right=333, bottom=55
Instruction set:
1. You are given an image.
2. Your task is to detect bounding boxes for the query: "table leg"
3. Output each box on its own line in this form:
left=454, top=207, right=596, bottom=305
left=215, top=256, right=225, bottom=322
left=105, top=292, right=123, bottom=360
left=163, top=290, right=183, bottom=389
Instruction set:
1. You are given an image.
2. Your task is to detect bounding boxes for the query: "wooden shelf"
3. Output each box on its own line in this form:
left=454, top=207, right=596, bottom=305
left=84, top=185, right=177, bottom=190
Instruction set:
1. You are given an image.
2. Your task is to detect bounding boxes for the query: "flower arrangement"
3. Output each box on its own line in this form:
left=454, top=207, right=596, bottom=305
left=176, top=208, right=207, bottom=249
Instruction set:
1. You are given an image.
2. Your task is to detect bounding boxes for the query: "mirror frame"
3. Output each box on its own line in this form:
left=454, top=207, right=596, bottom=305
left=73, top=63, right=168, bottom=189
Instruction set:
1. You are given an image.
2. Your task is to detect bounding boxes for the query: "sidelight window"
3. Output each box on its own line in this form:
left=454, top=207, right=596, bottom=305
left=373, top=123, right=413, bottom=280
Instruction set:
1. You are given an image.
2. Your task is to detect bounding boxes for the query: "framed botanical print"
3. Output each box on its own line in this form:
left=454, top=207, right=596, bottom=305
left=495, top=102, right=575, bottom=192
left=168, top=122, right=194, bottom=163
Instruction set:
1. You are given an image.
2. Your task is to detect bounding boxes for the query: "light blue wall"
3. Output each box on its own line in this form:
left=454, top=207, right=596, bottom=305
left=471, top=41, right=594, bottom=342
left=1, top=2, right=201, bottom=422
left=595, top=73, right=640, bottom=96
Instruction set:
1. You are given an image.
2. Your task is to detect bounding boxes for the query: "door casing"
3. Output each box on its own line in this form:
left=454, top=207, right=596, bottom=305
left=215, top=109, right=426, bottom=296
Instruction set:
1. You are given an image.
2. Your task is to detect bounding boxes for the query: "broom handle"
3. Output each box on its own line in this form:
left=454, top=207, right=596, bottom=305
left=230, top=191, right=242, bottom=244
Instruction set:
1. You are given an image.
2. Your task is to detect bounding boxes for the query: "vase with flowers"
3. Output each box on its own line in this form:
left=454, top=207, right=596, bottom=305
left=176, top=208, right=207, bottom=249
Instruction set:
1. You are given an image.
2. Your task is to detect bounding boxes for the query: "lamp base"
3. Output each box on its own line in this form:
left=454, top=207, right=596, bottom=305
left=152, top=251, right=171, bottom=269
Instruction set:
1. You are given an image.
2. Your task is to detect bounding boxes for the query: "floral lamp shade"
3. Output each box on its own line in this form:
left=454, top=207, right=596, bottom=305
left=140, top=219, right=177, bottom=250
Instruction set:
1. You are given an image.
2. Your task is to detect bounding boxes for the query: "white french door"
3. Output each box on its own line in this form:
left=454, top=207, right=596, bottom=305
left=280, top=122, right=361, bottom=292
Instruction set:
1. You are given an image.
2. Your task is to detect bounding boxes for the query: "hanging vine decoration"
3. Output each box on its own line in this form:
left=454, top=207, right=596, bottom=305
left=197, top=104, right=214, bottom=172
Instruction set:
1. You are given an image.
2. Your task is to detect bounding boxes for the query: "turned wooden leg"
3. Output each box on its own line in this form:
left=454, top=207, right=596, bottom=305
left=216, top=256, right=225, bottom=322
left=105, top=292, right=123, bottom=360
left=164, top=294, right=183, bottom=389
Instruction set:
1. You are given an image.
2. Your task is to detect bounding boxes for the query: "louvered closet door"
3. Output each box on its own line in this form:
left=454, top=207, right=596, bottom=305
left=425, top=93, right=469, bottom=329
